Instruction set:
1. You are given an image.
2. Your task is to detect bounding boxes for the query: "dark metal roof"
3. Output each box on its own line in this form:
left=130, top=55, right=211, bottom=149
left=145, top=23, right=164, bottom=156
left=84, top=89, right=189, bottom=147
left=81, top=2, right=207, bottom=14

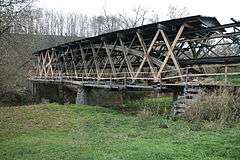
left=34, top=15, right=223, bottom=54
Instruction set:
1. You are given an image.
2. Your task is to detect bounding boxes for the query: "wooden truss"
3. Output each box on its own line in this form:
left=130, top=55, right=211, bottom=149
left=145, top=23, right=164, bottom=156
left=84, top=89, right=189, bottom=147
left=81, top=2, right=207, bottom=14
left=33, top=22, right=240, bottom=86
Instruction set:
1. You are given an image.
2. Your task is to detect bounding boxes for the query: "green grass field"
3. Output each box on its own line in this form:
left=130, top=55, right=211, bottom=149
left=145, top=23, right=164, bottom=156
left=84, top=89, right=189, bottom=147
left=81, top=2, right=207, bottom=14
left=0, top=104, right=240, bottom=160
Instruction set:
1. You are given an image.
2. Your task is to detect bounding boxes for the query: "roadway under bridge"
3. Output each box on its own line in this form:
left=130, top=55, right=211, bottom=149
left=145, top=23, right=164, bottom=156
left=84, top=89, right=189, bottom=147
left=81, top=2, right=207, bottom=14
left=29, top=15, right=240, bottom=113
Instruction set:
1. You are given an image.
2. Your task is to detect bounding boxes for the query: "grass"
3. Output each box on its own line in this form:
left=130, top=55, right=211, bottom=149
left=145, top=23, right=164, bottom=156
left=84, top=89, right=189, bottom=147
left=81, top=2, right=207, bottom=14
left=123, top=96, right=173, bottom=114
left=213, top=75, right=240, bottom=85
left=0, top=104, right=240, bottom=160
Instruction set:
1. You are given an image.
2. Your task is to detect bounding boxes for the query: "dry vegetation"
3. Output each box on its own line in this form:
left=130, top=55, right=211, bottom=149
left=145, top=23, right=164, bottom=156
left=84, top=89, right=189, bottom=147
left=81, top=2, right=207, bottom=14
left=184, top=89, right=240, bottom=130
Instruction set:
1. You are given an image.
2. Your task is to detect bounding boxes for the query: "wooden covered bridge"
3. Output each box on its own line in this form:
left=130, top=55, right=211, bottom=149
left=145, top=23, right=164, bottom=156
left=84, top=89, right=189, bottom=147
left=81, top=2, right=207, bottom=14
left=29, top=15, right=240, bottom=113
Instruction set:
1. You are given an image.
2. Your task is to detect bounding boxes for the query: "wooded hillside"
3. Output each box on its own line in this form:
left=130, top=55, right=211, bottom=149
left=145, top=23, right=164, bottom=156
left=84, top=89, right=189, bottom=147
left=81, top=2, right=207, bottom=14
left=0, top=33, right=79, bottom=105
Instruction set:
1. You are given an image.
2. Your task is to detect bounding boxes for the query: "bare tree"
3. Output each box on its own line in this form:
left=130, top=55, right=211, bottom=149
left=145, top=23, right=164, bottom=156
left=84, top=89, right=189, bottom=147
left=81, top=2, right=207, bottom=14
left=102, top=9, right=119, bottom=32
left=5, top=6, right=163, bottom=37
left=148, top=10, right=161, bottom=23
left=118, top=6, right=148, bottom=29
left=167, top=5, right=189, bottom=19
left=0, top=0, right=35, bottom=36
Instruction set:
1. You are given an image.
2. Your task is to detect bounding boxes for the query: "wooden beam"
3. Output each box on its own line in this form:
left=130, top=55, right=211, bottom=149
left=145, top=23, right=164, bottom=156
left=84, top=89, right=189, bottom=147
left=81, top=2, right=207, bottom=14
left=103, top=41, right=117, bottom=75
left=118, top=36, right=136, bottom=72
left=46, top=50, right=54, bottom=77
left=53, top=50, right=61, bottom=78
left=41, top=51, right=48, bottom=77
left=135, top=29, right=160, bottom=80
left=100, top=57, right=109, bottom=78
left=37, top=55, right=41, bottom=76
left=157, top=25, right=185, bottom=81
left=90, top=42, right=101, bottom=79
left=119, top=37, right=134, bottom=78
left=161, top=30, right=183, bottom=80
left=79, top=44, right=87, bottom=76
left=62, top=48, right=69, bottom=77
left=70, top=48, right=78, bottom=78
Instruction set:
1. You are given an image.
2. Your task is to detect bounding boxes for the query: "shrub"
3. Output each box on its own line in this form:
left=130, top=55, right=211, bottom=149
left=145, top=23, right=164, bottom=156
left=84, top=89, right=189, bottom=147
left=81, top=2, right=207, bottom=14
left=0, top=90, right=33, bottom=106
left=184, top=89, right=240, bottom=129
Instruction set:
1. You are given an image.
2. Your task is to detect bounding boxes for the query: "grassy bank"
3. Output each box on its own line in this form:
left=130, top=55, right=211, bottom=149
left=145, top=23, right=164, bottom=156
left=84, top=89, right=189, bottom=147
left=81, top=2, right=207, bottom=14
left=123, top=96, right=172, bottom=114
left=0, top=104, right=240, bottom=160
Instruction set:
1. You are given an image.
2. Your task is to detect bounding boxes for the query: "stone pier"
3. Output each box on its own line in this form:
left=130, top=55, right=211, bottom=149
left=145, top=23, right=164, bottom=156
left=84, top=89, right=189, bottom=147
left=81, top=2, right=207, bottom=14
left=76, top=87, right=123, bottom=106
left=75, top=87, right=88, bottom=105
left=31, top=82, right=160, bottom=107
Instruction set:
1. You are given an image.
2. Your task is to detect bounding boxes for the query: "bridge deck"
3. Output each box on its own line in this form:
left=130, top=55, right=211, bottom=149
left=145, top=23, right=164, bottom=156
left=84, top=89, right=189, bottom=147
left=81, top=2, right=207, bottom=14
left=30, top=77, right=240, bottom=92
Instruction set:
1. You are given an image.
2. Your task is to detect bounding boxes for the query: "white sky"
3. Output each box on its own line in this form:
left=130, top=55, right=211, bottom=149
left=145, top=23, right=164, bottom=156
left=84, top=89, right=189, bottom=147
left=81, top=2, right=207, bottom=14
left=37, top=0, right=240, bottom=24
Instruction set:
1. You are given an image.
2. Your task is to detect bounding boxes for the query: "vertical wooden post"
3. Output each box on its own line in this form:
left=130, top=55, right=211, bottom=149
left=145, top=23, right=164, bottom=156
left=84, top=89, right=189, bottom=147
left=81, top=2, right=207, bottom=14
left=124, top=72, right=126, bottom=86
left=225, top=65, right=228, bottom=83
left=37, top=55, right=41, bottom=77
left=185, top=67, right=189, bottom=84
left=110, top=75, right=112, bottom=86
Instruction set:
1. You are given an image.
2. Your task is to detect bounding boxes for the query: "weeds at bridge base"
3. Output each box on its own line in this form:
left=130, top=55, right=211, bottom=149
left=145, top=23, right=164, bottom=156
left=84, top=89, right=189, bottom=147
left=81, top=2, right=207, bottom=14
left=184, top=89, right=240, bottom=130
left=123, top=96, right=172, bottom=115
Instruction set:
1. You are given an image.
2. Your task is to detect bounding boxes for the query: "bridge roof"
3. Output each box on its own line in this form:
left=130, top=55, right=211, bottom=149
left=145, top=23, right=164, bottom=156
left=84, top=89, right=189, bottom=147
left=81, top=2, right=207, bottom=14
left=34, top=15, right=222, bottom=55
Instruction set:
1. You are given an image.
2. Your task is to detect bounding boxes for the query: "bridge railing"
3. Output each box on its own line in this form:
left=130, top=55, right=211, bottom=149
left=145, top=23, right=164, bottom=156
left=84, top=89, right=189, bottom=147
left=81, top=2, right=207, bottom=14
left=29, top=63, right=240, bottom=85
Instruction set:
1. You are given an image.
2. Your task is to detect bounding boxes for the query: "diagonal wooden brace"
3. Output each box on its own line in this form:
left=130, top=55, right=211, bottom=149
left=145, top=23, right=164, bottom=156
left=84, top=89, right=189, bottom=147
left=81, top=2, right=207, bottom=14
left=46, top=50, right=54, bottom=77
left=79, top=44, right=88, bottom=77
left=103, top=41, right=117, bottom=75
left=118, top=36, right=136, bottom=72
left=157, top=25, right=185, bottom=81
left=90, top=42, right=101, bottom=79
left=99, top=39, right=118, bottom=78
left=70, top=48, right=78, bottom=78
left=135, top=29, right=160, bottom=81
left=41, top=51, right=48, bottom=77
left=119, top=37, right=134, bottom=78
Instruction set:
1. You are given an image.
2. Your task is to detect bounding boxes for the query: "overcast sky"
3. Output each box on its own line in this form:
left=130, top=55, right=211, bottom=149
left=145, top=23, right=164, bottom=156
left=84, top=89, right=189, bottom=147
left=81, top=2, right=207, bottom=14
left=37, top=0, right=240, bottom=24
